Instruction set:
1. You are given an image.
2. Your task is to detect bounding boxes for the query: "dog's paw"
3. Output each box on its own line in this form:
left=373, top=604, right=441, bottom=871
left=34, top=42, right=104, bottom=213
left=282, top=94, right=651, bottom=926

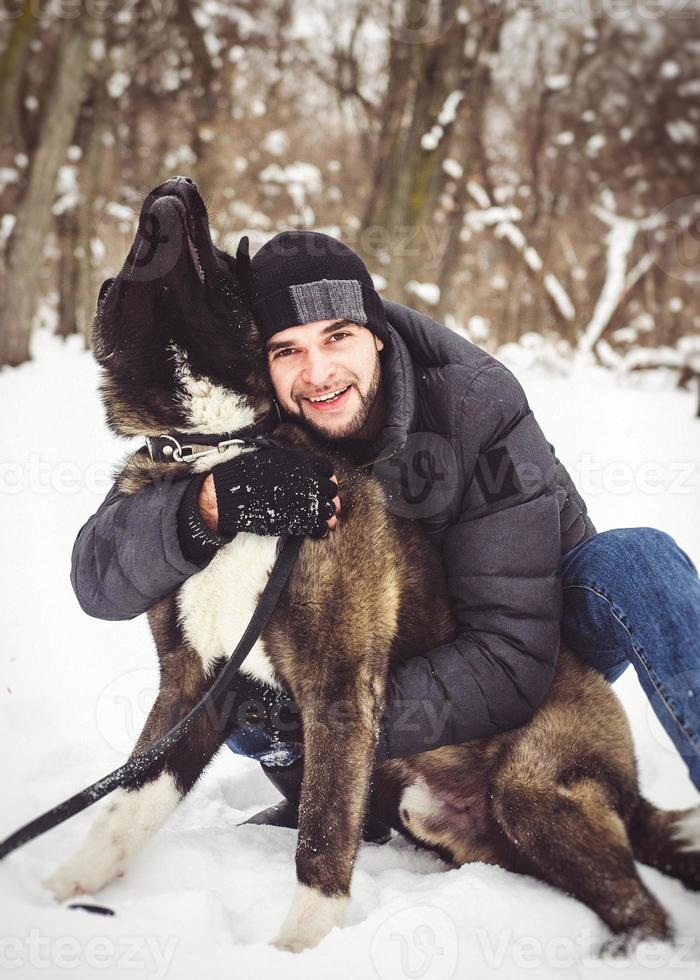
left=42, top=853, right=124, bottom=903
left=599, top=928, right=674, bottom=961
left=273, top=883, right=347, bottom=953
left=272, top=933, right=309, bottom=954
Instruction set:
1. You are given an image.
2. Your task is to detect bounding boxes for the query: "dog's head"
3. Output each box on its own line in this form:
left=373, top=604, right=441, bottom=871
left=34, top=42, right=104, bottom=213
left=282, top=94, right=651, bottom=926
left=92, top=176, right=272, bottom=437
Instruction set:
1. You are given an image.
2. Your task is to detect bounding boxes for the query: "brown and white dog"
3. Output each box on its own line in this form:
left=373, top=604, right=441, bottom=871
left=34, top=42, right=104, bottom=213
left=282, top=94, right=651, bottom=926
left=44, top=178, right=699, bottom=955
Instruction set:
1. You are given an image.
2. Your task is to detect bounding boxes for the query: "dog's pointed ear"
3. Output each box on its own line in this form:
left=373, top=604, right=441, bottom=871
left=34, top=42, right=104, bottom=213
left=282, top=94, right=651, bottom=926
left=97, top=277, right=116, bottom=308
left=235, top=236, right=252, bottom=293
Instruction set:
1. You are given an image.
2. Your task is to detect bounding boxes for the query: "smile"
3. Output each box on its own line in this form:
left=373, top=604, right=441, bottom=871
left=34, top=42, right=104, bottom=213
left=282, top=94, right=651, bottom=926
left=304, top=385, right=352, bottom=411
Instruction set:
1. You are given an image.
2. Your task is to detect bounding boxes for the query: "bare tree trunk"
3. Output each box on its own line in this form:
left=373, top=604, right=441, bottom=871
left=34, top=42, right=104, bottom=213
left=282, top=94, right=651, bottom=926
left=56, top=61, right=111, bottom=343
left=362, top=1, right=506, bottom=306
left=0, top=0, right=36, bottom=158
left=76, top=79, right=110, bottom=346
left=56, top=207, right=79, bottom=337
left=435, top=17, right=504, bottom=321
left=0, top=21, right=93, bottom=367
left=363, top=3, right=467, bottom=300
left=174, top=0, right=216, bottom=163
left=361, top=35, right=414, bottom=234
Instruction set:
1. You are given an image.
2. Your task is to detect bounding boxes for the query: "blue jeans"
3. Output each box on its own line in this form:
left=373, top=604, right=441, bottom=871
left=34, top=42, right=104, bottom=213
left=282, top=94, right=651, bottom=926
left=561, top=527, right=700, bottom=791
left=225, top=723, right=302, bottom=768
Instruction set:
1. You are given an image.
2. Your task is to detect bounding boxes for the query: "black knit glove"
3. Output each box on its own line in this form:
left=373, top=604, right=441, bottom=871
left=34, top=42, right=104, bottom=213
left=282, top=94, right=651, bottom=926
left=229, top=671, right=303, bottom=742
left=177, top=471, right=232, bottom=566
left=213, top=447, right=338, bottom=540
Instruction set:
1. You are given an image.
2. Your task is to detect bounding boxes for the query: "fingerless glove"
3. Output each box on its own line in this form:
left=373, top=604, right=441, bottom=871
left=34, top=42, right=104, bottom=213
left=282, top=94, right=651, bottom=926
left=213, top=447, right=338, bottom=540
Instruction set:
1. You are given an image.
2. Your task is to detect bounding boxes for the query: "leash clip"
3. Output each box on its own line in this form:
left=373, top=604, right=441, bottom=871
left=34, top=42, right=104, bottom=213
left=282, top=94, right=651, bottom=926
left=147, top=434, right=254, bottom=464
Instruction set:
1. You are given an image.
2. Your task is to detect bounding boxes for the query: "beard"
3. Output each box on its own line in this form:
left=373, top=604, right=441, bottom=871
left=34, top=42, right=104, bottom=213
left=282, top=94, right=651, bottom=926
left=292, top=352, right=382, bottom=446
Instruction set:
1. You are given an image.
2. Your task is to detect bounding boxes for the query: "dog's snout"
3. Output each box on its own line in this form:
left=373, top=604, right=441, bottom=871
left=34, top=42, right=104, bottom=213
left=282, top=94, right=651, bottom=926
left=171, top=175, right=197, bottom=189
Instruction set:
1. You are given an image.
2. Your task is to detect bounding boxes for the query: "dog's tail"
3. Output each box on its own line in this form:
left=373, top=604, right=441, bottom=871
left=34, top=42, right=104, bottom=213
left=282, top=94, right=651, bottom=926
left=628, top=796, right=700, bottom=890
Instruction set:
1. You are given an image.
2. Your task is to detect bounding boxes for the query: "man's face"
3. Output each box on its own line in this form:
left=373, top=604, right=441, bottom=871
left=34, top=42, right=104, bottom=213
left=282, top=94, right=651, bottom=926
left=266, top=318, right=384, bottom=440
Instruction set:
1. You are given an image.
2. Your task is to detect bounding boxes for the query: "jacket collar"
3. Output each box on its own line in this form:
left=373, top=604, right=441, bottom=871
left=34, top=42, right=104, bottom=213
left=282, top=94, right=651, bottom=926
left=361, top=314, right=419, bottom=466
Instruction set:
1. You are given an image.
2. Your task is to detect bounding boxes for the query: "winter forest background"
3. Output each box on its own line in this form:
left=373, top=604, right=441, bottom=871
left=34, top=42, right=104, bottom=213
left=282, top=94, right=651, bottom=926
left=0, top=0, right=699, bottom=388
left=2, top=3, right=700, bottom=976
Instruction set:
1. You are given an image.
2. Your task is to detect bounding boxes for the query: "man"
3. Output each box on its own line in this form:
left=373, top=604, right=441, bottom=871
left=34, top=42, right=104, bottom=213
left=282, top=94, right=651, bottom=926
left=72, top=231, right=700, bottom=833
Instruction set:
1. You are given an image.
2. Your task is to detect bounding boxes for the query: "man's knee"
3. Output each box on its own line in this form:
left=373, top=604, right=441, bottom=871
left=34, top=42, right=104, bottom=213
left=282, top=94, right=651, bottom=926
left=597, top=526, right=675, bottom=551
left=565, top=527, right=689, bottom=597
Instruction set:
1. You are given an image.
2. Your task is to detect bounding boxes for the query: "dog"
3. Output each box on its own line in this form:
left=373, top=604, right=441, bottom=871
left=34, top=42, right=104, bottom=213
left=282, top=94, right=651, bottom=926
left=44, top=177, right=700, bottom=955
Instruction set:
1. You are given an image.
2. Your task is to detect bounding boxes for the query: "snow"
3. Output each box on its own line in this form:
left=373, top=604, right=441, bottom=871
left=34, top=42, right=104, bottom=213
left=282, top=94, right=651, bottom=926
left=660, top=61, right=680, bottom=80
left=544, top=74, right=570, bottom=91
left=406, top=281, right=441, bottom=307
left=1, top=213, right=16, bottom=244
left=467, top=315, right=490, bottom=341
left=261, top=130, right=289, bottom=157
left=464, top=183, right=573, bottom=323
left=52, top=166, right=80, bottom=216
left=580, top=209, right=639, bottom=356
left=0, top=166, right=19, bottom=194
left=89, top=39, right=106, bottom=62
left=442, top=158, right=463, bottom=179
left=421, top=92, right=464, bottom=151
left=0, top=334, right=698, bottom=978
left=666, top=120, right=698, bottom=144
left=679, top=79, right=700, bottom=97
left=258, top=162, right=323, bottom=213
left=467, top=205, right=523, bottom=231
left=555, top=130, right=574, bottom=146
left=104, top=202, right=133, bottom=224
left=543, top=272, right=576, bottom=321
left=106, top=72, right=130, bottom=100
left=163, top=145, right=197, bottom=172
left=586, top=134, right=606, bottom=157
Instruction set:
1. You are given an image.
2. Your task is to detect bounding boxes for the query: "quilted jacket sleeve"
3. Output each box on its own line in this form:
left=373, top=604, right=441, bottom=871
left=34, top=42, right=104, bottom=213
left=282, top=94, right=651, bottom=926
left=378, top=362, right=564, bottom=761
left=70, top=475, right=211, bottom=621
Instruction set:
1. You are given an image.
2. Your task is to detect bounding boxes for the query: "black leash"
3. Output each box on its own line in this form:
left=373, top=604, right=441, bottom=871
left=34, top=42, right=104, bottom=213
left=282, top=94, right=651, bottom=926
left=0, top=536, right=303, bottom=862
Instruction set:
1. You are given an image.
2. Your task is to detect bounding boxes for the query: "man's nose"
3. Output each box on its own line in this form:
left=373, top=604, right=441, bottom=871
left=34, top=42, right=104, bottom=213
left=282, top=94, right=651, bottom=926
left=300, top=348, right=334, bottom=388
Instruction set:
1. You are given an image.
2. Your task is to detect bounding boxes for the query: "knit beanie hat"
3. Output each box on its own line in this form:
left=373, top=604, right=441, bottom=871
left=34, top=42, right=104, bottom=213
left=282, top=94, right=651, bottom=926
left=248, top=231, right=388, bottom=343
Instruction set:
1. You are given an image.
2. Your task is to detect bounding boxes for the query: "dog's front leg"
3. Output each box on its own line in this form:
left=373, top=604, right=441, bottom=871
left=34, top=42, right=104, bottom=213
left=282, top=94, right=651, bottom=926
left=44, top=640, right=225, bottom=903
left=273, top=668, right=385, bottom=953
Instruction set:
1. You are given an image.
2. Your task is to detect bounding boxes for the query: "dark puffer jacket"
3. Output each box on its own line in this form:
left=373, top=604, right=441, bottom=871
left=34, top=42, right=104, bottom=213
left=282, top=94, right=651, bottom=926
left=71, top=300, right=595, bottom=758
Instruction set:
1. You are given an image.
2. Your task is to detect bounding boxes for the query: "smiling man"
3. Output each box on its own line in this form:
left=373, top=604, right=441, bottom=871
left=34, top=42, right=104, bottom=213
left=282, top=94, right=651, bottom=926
left=72, top=230, right=700, bottom=836
left=265, top=317, right=384, bottom=443
left=250, top=231, right=389, bottom=446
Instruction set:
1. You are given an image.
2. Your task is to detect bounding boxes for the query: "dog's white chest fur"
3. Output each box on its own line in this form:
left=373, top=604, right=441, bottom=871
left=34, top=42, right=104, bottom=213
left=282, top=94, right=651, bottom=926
left=177, top=532, right=282, bottom=688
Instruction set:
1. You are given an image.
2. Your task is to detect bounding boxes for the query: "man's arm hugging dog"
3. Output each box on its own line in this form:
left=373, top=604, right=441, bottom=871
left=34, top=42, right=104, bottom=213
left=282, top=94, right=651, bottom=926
left=56, top=177, right=700, bottom=955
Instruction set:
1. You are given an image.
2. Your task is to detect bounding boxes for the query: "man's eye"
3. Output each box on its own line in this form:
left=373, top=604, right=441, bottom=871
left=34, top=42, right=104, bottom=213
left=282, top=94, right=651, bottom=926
left=273, top=349, right=295, bottom=359
left=329, top=332, right=349, bottom=342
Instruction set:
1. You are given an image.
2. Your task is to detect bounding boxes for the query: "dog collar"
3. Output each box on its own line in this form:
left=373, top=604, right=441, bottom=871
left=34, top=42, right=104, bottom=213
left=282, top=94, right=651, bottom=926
left=146, top=411, right=281, bottom=464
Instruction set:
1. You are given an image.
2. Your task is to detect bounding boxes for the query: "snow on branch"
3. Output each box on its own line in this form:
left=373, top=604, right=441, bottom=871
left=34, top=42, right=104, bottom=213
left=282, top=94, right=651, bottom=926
left=580, top=207, right=639, bottom=357
left=466, top=182, right=576, bottom=324
left=421, top=91, right=464, bottom=152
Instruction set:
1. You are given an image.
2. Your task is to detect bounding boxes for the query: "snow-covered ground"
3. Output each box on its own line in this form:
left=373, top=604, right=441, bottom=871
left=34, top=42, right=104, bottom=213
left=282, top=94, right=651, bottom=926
left=1, top=331, right=698, bottom=980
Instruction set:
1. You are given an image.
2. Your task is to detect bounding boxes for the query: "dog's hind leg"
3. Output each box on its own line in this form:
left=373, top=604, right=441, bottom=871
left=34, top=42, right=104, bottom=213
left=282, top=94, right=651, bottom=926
left=370, top=747, right=501, bottom=868
left=490, top=765, right=673, bottom=956
left=44, top=644, right=226, bottom=903
left=628, top=797, right=700, bottom=891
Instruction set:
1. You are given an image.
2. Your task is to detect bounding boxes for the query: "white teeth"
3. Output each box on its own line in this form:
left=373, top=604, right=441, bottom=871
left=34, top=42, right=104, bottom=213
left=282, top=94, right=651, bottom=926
left=308, top=386, right=349, bottom=403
